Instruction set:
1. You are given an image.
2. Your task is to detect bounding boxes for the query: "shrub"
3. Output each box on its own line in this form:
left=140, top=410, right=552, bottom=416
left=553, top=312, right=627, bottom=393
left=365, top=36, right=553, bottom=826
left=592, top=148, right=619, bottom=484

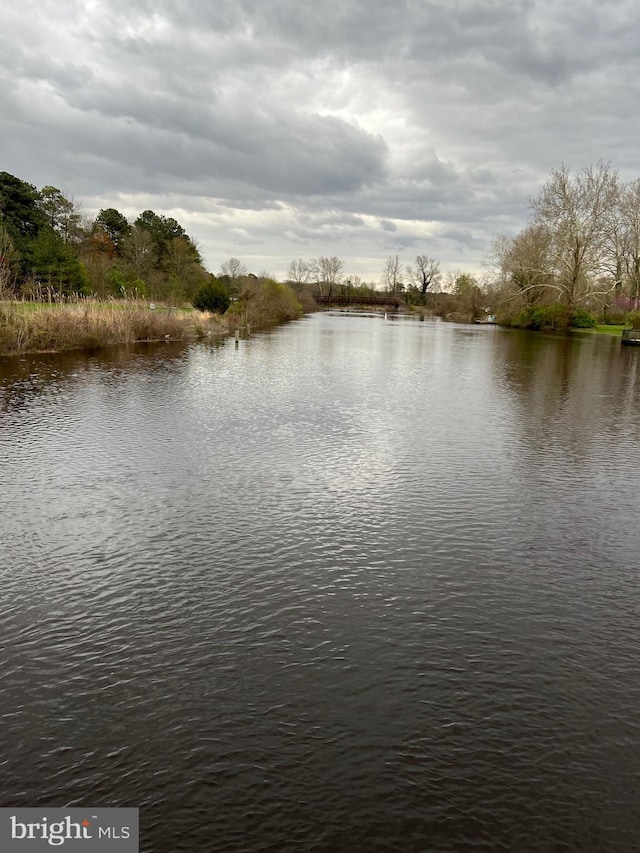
left=510, top=305, right=566, bottom=329
left=570, top=308, right=597, bottom=328
left=538, top=304, right=571, bottom=329
left=249, top=279, right=302, bottom=325
left=224, top=279, right=303, bottom=331
left=598, top=309, right=627, bottom=325
left=628, top=311, right=640, bottom=330
left=130, top=277, right=147, bottom=298
left=510, top=306, right=537, bottom=328
left=192, top=279, right=230, bottom=314
left=106, top=266, right=127, bottom=297
left=510, top=304, right=589, bottom=330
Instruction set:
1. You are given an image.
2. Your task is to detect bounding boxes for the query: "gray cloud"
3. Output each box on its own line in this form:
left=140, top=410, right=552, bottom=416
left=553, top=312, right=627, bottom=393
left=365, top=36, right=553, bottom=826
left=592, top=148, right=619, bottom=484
left=1, top=0, right=640, bottom=279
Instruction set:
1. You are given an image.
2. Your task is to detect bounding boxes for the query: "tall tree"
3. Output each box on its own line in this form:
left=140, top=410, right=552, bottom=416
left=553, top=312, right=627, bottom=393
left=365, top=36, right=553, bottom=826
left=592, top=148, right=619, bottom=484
left=318, top=255, right=344, bottom=284
left=287, top=258, right=311, bottom=284
left=406, top=255, right=440, bottom=302
left=452, top=273, right=482, bottom=320
left=162, top=237, right=206, bottom=299
left=121, top=225, right=157, bottom=276
left=78, top=229, right=118, bottom=298
left=0, top=172, right=45, bottom=241
left=317, top=256, right=343, bottom=296
left=0, top=223, right=21, bottom=296
left=220, top=257, right=247, bottom=279
left=95, top=208, right=131, bottom=254
left=26, top=228, right=88, bottom=295
left=618, top=180, right=640, bottom=308
left=381, top=254, right=403, bottom=294
left=530, top=161, right=620, bottom=310
left=307, top=258, right=320, bottom=284
left=37, top=186, right=82, bottom=243
left=135, top=210, right=192, bottom=260
left=501, top=224, right=554, bottom=306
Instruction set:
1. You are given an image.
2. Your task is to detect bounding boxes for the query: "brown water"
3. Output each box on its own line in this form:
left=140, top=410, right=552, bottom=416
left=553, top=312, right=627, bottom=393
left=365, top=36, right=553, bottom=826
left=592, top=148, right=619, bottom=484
left=1, top=314, right=640, bottom=852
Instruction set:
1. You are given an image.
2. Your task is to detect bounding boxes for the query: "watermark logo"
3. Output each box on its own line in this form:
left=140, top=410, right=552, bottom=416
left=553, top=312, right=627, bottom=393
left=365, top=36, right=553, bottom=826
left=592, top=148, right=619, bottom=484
left=0, top=809, right=138, bottom=851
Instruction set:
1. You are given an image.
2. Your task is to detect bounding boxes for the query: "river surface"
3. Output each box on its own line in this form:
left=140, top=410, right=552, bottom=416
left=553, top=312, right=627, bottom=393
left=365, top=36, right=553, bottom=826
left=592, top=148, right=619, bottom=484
left=1, top=313, right=640, bottom=852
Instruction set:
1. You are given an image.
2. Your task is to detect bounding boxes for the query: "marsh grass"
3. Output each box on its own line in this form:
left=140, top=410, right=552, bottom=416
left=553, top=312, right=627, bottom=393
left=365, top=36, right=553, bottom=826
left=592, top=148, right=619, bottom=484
left=0, top=300, right=225, bottom=356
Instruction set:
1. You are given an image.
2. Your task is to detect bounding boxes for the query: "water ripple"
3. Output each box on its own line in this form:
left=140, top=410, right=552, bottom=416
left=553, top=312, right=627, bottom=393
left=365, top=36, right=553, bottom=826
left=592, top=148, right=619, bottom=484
left=1, top=321, right=640, bottom=851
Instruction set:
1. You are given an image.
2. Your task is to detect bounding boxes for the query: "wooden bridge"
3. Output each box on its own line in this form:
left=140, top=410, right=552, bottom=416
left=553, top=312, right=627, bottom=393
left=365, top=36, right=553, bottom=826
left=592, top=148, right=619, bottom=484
left=314, top=293, right=402, bottom=309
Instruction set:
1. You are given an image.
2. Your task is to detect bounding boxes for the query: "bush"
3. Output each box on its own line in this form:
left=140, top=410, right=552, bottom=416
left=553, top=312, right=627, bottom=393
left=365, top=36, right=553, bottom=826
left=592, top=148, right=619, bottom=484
left=224, top=279, right=303, bottom=331
left=106, top=266, right=127, bottom=297
left=510, top=304, right=595, bottom=330
left=628, top=311, right=640, bottom=330
left=249, top=279, right=302, bottom=325
left=570, top=308, right=597, bottom=328
left=598, top=309, right=627, bottom=325
left=539, top=304, right=571, bottom=328
left=511, top=304, right=569, bottom=329
left=192, top=279, right=230, bottom=314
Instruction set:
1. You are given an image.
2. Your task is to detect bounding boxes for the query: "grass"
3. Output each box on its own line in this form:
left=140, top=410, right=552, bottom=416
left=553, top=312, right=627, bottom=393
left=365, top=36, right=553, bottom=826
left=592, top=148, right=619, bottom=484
left=0, top=299, right=226, bottom=356
left=593, top=324, right=627, bottom=335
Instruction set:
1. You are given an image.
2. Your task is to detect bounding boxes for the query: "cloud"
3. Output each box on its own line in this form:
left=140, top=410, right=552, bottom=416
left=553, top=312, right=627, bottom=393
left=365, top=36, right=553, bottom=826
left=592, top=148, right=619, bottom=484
left=2, top=0, right=640, bottom=279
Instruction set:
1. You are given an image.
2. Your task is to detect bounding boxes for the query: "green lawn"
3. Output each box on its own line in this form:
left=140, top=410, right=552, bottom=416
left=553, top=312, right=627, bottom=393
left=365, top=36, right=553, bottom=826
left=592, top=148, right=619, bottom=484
left=1, top=300, right=68, bottom=313
left=594, top=324, right=626, bottom=335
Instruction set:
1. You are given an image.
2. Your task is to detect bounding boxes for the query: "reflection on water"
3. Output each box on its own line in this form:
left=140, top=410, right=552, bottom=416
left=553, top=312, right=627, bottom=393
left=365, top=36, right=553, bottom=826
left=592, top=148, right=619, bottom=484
left=1, top=315, right=640, bottom=852
left=0, top=340, right=227, bottom=414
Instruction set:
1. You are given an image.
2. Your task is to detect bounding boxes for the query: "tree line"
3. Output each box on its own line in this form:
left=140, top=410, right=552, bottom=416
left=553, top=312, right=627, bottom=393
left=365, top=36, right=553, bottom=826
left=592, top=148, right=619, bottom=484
left=285, top=161, right=640, bottom=327
left=4, top=162, right=638, bottom=329
left=0, top=170, right=466, bottom=315
left=285, top=254, right=445, bottom=307
left=0, top=172, right=210, bottom=304
left=486, top=160, right=640, bottom=327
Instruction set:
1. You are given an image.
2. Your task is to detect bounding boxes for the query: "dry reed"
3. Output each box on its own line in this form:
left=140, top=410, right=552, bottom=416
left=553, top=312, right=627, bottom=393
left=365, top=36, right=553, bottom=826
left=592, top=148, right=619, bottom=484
left=0, top=301, right=225, bottom=356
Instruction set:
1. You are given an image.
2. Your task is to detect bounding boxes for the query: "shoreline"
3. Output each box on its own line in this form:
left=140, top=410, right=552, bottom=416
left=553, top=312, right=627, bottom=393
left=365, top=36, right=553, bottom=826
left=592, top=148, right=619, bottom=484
left=0, top=300, right=227, bottom=358
left=1, top=300, right=632, bottom=358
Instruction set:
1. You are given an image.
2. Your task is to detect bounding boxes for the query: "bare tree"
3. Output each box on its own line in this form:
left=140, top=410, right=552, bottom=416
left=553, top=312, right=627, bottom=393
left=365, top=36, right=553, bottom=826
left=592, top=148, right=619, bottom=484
left=502, top=225, right=554, bottom=306
left=287, top=258, right=311, bottom=285
left=484, top=235, right=513, bottom=290
left=530, top=161, right=620, bottom=310
left=307, top=258, right=320, bottom=284
left=122, top=225, right=157, bottom=275
left=220, top=257, right=247, bottom=279
left=381, top=255, right=403, bottom=294
left=618, top=180, right=640, bottom=308
left=406, top=255, right=440, bottom=302
left=317, top=256, right=343, bottom=297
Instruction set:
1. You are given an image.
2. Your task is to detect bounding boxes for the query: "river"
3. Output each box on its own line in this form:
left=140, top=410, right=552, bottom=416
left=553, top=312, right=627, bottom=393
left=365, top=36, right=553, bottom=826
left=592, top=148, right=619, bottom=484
left=1, top=313, right=640, bottom=852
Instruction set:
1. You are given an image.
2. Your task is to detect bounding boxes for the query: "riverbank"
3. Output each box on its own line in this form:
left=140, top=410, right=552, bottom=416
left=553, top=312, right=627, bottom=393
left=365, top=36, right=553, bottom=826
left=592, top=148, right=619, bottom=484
left=0, top=300, right=226, bottom=356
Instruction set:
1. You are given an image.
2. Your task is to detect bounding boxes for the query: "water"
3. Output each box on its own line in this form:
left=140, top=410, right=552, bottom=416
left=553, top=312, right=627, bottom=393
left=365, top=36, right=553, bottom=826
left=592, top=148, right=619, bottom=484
left=1, top=313, right=640, bottom=852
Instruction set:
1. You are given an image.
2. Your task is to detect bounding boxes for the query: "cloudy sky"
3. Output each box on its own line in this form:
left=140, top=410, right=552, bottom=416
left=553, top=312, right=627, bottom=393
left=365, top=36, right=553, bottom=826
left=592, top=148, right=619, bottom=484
left=2, top=0, right=640, bottom=281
